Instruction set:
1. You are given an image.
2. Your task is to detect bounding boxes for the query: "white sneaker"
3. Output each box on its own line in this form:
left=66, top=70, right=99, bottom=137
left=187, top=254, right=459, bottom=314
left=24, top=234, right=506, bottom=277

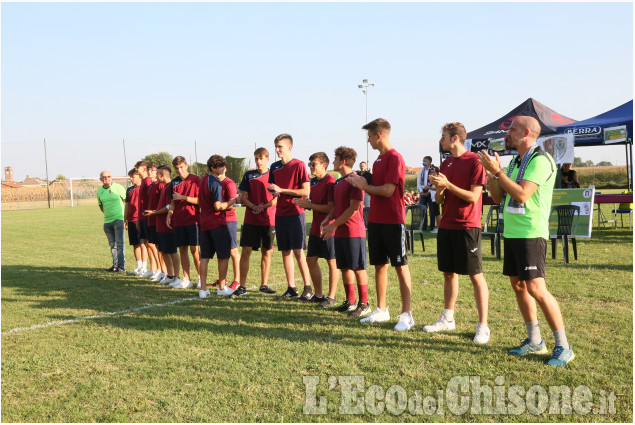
left=159, top=275, right=174, bottom=285
left=141, top=269, right=154, bottom=278
left=423, top=315, right=456, bottom=333
left=172, top=278, right=192, bottom=289
left=196, top=276, right=201, bottom=289
left=127, top=267, right=140, bottom=275
left=150, top=270, right=162, bottom=282
left=430, top=228, right=438, bottom=234
left=169, top=277, right=184, bottom=288
left=360, top=307, right=390, bottom=323
left=217, top=286, right=234, bottom=296
left=133, top=268, right=146, bottom=276
left=199, top=289, right=211, bottom=298
left=394, top=312, right=415, bottom=331
left=473, top=324, right=490, bottom=344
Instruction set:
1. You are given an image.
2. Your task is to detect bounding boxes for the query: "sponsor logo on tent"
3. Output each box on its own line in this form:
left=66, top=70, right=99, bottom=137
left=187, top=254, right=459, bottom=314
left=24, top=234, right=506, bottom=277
left=564, top=126, right=602, bottom=137
left=498, top=115, right=520, bottom=130
left=550, top=113, right=574, bottom=126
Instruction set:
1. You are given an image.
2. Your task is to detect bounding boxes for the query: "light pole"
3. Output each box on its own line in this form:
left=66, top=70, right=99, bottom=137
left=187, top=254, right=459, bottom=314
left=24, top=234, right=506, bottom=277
left=358, top=79, right=374, bottom=165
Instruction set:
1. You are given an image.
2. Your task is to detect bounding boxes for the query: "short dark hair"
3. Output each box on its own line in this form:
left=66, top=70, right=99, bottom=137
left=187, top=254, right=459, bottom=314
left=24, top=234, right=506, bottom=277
left=128, top=168, right=140, bottom=178
left=207, top=155, right=226, bottom=171
left=135, top=160, right=151, bottom=169
left=172, top=156, right=187, bottom=167
left=157, top=165, right=171, bottom=175
left=274, top=133, right=293, bottom=145
left=334, top=146, right=357, bottom=167
left=362, top=118, right=391, bottom=134
left=309, top=152, right=329, bottom=166
left=442, top=122, right=467, bottom=143
left=254, top=147, right=269, bottom=158
left=424, top=156, right=433, bottom=162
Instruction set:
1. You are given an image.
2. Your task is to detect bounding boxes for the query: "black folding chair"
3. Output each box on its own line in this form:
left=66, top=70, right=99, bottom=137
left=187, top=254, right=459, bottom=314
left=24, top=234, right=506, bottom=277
left=481, top=205, right=504, bottom=259
left=550, top=205, right=580, bottom=264
left=405, top=205, right=426, bottom=254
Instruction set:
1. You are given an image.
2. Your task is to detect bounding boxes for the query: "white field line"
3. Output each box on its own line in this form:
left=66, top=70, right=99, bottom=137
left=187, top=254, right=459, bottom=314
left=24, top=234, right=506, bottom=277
left=2, top=279, right=294, bottom=337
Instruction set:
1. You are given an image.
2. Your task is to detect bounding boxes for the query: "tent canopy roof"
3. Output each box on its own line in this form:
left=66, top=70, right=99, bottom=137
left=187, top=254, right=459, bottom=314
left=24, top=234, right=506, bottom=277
left=555, top=100, right=633, bottom=146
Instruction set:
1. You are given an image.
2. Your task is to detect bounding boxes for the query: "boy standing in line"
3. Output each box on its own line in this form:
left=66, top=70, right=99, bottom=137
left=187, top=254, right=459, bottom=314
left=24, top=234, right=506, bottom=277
left=124, top=169, right=147, bottom=275
left=219, top=167, right=242, bottom=290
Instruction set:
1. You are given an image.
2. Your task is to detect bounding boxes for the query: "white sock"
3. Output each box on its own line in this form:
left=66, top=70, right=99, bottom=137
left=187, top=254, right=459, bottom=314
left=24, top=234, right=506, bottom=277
left=443, top=309, right=454, bottom=322
left=136, top=261, right=142, bottom=268
left=142, top=261, right=147, bottom=269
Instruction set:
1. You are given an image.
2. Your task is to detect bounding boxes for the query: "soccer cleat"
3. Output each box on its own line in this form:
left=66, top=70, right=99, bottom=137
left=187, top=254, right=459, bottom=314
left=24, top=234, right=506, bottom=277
left=229, top=280, right=240, bottom=290
left=169, top=277, right=182, bottom=287
left=210, top=279, right=219, bottom=287
left=394, top=312, right=415, bottom=331
left=299, top=286, right=314, bottom=301
left=127, top=267, right=140, bottom=275
left=508, top=338, right=548, bottom=356
left=309, top=295, right=325, bottom=303
left=159, top=275, right=174, bottom=285
left=150, top=270, right=163, bottom=282
left=106, top=266, right=118, bottom=272
left=422, top=315, right=456, bottom=333
left=547, top=345, right=575, bottom=367
left=196, top=276, right=201, bottom=289
left=336, top=299, right=356, bottom=313
left=135, top=268, right=147, bottom=276
left=320, top=297, right=338, bottom=308
left=230, top=286, right=247, bottom=298
left=279, top=287, right=299, bottom=299
left=360, top=307, right=390, bottom=323
left=172, top=278, right=191, bottom=289
left=141, top=269, right=154, bottom=278
left=473, top=324, right=491, bottom=344
left=217, top=286, right=235, bottom=296
left=258, top=285, right=277, bottom=295
left=349, top=302, right=371, bottom=318
left=199, top=289, right=212, bottom=299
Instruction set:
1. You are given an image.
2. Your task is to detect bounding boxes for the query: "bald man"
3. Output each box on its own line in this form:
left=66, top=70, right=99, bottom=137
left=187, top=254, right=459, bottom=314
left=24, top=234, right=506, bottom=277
left=97, top=170, right=127, bottom=272
left=477, top=116, right=574, bottom=367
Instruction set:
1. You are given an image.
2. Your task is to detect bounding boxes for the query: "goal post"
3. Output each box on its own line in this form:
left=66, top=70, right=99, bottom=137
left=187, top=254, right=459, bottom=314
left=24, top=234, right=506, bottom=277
left=68, top=177, right=130, bottom=207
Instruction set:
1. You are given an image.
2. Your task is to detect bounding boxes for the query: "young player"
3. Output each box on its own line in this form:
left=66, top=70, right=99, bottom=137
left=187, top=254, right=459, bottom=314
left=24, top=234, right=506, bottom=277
left=219, top=167, right=241, bottom=290
left=124, top=169, right=146, bottom=275
left=166, top=156, right=201, bottom=289
left=321, top=147, right=370, bottom=318
left=135, top=160, right=158, bottom=278
left=267, top=133, right=312, bottom=299
left=293, top=152, right=338, bottom=304
left=198, top=155, right=242, bottom=298
left=144, top=165, right=182, bottom=286
left=145, top=164, right=167, bottom=282
left=233, top=148, right=278, bottom=297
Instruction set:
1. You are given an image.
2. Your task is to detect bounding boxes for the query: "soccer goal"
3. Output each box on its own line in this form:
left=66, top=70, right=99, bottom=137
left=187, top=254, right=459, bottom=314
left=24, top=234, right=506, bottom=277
left=66, top=176, right=130, bottom=207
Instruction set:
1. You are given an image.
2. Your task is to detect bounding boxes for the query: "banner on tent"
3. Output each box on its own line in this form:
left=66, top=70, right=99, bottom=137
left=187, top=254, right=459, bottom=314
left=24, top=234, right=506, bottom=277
left=604, top=125, right=628, bottom=144
left=469, top=133, right=574, bottom=164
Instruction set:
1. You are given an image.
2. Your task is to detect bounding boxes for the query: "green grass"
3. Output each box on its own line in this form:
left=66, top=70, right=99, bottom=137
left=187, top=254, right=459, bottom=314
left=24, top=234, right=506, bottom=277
left=1, top=206, right=633, bottom=422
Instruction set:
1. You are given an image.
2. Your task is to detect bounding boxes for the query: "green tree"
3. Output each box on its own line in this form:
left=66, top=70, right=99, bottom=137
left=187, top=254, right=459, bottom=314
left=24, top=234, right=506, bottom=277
left=55, top=174, right=67, bottom=181
left=190, top=162, right=208, bottom=178
left=142, top=152, right=174, bottom=169
left=596, top=161, right=613, bottom=167
left=573, top=156, right=585, bottom=167
left=226, top=156, right=249, bottom=184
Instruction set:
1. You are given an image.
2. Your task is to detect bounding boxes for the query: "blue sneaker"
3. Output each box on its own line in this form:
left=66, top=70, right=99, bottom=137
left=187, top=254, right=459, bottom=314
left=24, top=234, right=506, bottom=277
left=547, top=345, right=575, bottom=367
left=508, top=338, right=548, bottom=356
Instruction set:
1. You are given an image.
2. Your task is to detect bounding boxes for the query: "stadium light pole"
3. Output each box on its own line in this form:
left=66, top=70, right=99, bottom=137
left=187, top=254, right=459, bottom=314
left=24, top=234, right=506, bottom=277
left=358, top=79, right=374, bottom=165
left=43, top=138, right=51, bottom=208
left=122, top=139, right=128, bottom=178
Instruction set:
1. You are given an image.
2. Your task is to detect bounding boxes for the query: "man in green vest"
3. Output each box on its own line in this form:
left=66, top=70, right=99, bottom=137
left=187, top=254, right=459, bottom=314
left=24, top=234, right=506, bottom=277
left=97, top=170, right=127, bottom=272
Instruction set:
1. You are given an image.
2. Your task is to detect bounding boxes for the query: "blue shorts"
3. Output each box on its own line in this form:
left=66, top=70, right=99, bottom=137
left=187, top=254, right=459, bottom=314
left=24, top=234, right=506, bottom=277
left=240, top=224, right=275, bottom=251
left=307, top=234, right=335, bottom=260
left=275, top=214, right=307, bottom=251
left=138, top=220, right=149, bottom=241
left=127, top=221, right=142, bottom=246
left=199, top=226, right=231, bottom=260
left=157, top=231, right=177, bottom=255
left=227, top=220, right=238, bottom=249
left=147, top=225, right=158, bottom=245
left=175, top=224, right=199, bottom=247
left=334, top=237, right=367, bottom=271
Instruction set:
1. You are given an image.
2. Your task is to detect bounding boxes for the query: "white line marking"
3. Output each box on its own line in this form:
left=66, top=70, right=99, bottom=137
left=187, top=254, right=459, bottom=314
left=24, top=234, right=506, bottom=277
left=2, top=279, right=294, bottom=336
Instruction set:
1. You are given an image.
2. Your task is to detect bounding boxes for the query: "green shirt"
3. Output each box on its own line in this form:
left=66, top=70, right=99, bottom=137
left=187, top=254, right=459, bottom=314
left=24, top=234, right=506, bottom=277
left=97, top=183, right=126, bottom=223
left=503, top=152, right=556, bottom=240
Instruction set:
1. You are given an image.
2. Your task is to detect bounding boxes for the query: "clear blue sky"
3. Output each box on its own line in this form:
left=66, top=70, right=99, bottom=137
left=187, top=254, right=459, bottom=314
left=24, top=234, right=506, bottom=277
left=2, top=2, right=633, bottom=180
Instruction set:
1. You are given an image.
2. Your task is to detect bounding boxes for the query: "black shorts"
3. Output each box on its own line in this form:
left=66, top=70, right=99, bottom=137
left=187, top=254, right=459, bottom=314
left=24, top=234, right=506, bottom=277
left=147, top=225, right=158, bottom=245
left=437, top=228, right=483, bottom=275
left=367, top=222, right=408, bottom=267
left=275, top=214, right=307, bottom=251
left=227, top=220, right=238, bottom=249
left=175, top=224, right=199, bottom=247
left=334, top=237, right=367, bottom=270
left=503, top=238, right=547, bottom=280
left=138, top=219, right=149, bottom=241
left=199, top=226, right=231, bottom=260
left=307, top=234, right=335, bottom=260
left=127, top=221, right=141, bottom=245
left=429, top=202, right=440, bottom=218
left=240, top=223, right=275, bottom=251
left=157, top=231, right=177, bottom=255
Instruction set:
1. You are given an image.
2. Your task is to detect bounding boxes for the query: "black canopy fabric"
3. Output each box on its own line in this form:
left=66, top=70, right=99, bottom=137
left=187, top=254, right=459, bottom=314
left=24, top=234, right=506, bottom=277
left=465, top=98, right=577, bottom=153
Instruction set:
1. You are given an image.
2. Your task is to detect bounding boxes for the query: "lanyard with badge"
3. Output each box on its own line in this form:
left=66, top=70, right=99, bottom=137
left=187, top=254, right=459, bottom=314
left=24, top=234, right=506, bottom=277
left=505, top=142, right=538, bottom=215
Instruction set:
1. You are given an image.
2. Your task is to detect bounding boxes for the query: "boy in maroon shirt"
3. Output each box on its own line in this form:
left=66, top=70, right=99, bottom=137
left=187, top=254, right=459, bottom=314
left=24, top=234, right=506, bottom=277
left=293, top=152, right=337, bottom=304
left=347, top=118, right=414, bottom=331
left=135, top=160, right=158, bottom=278
left=267, top=134, right=312, bottom=299
left=219, top=168, right=241, bottom=290
left=321, top=147, right=370, bottom=319
left=124, top=168, right=147, bottom=275
left=166, top=156, right=201, bottom=290
left=425, top=122, right=490, bottom=344
left=233, top=148, right=278, bottom=297
left=144, top=164, right=167, bottom=282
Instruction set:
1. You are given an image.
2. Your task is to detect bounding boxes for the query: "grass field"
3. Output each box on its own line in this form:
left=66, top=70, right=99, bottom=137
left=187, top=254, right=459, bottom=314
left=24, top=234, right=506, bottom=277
left=1, top=205, right=633, bottom=422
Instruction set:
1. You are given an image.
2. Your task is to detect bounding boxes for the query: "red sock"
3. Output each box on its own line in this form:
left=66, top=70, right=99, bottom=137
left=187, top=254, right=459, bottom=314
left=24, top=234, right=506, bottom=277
left=358, top=283, right=368, bottom=305
left=344, top=283, right=356, bottom=304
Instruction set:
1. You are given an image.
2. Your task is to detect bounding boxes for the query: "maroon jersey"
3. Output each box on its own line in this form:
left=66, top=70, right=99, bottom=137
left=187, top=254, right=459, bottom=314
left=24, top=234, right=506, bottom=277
left=309, top=174, right=336, bottom=236
left=239, top=169, right=276, bottom=226
left=166, top=173, right=201, bottom=227
left=125, top=185, right=141, bottom=222
left=221, top=177, right=238, bottom=223
left=138, top=176, right=152, bottom=221
left=147, top=181, right=164, bottom=227
left=199, top=174, right=226, bottom=231
left=438, top=151, right=486, bottom=230
left=369, top=149, right=406, bottom=225
left=268, top=158, right=310, bottom=217
left=156, top=185, right=173, bottom=234
left=334, top=174, right=366, bottom=238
